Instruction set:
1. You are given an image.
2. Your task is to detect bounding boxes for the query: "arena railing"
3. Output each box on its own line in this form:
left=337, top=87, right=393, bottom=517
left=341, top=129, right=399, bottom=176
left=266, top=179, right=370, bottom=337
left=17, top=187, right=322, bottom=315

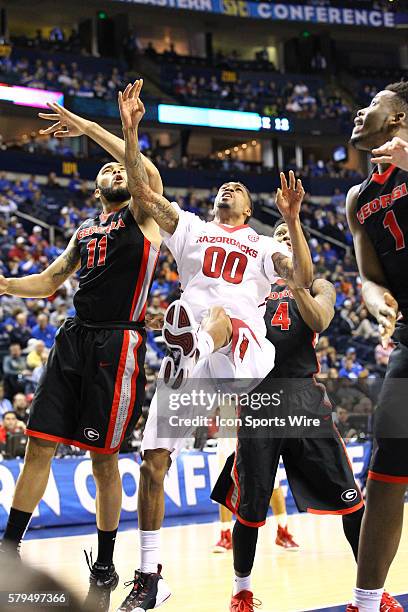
left=15, top=210, right=55, bottom=245
left=258, top=204, right=352, bottom=254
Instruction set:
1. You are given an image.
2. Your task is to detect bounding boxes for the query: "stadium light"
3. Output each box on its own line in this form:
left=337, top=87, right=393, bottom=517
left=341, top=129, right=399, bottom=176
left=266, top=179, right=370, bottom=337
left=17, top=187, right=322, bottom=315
left=0, top=83, right=64, bottom=109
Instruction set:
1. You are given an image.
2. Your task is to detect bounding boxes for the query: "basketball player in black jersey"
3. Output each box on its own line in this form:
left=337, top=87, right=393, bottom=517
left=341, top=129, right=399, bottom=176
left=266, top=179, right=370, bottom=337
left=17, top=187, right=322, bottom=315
left=345, top=82, right=408, bottom=612
left=211, top=219, right=396, bottom=612
left=0, top=84, right=163, bottom=612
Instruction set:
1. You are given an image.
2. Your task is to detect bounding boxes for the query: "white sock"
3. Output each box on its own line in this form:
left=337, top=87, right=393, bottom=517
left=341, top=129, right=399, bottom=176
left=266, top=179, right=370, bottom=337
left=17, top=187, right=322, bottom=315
left=140, top=529, right=160, bottom=574
left=221, top=521, right=232, bottom=533
left=275, top=513, right=287, bottom=528
left=353, top=587, right=384, bottom=612
left=233, top=574, right=251, bottom=596
left=196, top=330, right=214, bottom=360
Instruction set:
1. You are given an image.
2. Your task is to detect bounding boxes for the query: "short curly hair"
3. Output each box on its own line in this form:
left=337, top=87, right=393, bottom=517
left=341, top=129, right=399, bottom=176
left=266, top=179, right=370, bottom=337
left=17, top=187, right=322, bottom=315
left=385, top=81, right=408, bottom=113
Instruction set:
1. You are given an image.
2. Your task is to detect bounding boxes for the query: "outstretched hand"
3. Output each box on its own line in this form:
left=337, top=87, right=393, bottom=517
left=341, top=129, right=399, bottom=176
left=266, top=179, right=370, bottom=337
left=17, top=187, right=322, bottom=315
left=377, top=291, right=398, bottom=349
left=275, top=171, right=305, bottom=222
left=371, top=137, right=408, bottom=171
left=118, top=79, right=145, bottom=131
left=38, top=103, right=89, bottom=138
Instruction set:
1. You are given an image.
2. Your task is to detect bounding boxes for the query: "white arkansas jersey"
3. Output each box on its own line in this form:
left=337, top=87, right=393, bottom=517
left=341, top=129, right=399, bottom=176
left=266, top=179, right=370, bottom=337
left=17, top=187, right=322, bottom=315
left=161, top=202, right=290, bottom=339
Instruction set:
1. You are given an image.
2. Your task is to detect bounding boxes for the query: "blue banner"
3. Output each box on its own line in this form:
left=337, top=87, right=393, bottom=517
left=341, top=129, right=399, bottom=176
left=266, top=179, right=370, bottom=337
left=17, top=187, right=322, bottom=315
left=0, top=444, right=372, bottom=532
left=112, top=0, right=407, bottom=28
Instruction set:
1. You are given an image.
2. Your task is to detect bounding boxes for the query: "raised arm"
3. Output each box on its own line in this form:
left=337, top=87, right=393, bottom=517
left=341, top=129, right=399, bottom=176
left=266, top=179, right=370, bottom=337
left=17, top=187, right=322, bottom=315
left=118, top=80, right=179, bottom=235
left=0, top=233, right=80, bottom=299
left=346, top=184, right=398, bottom=346
left=272, top=171, right=313, bottom=288
left=39, top=102, right=163, bottom=195
left=289, top=278, right=336, bottom=333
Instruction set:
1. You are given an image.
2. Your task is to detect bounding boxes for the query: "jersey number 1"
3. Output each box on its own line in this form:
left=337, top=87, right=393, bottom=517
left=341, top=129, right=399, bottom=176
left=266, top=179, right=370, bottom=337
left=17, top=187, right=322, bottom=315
left=86, top=236, right=108, bottom=268
left=383, top=210, right=405, bottom=251
left=271, top=302, right=291, bottom=330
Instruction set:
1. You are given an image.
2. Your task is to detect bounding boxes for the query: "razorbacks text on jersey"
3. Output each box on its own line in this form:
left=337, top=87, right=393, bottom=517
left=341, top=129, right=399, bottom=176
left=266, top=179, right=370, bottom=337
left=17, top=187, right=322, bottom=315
left=161, top=202, right=290, bottom=339
left=265, top=284, right=318, bottom=378
left=357, top=164, right=408, bottom=312
left=74, top=206, right=158, bottom=322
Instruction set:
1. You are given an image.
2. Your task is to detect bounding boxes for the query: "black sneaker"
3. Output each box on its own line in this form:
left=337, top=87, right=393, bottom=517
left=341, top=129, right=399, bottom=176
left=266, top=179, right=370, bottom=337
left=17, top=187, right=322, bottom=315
left=117, top=564, right=171, bottom=611
left=84, top=550, right=119, bottom=612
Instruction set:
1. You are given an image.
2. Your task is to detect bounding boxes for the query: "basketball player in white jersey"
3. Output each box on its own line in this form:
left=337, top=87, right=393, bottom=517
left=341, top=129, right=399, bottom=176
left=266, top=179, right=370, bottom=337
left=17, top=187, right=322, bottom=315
left=116, top=81, right=313, bottom=611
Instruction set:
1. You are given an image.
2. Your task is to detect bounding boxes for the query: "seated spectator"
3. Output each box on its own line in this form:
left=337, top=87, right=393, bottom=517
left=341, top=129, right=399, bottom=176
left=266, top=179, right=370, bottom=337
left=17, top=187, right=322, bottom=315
left=0, top=410, right=26, bottom=444
left=148, top=293, right=166, bottom=317
left=374, top=339, right=394, bottom=375
left=9, top=312, right=32, bottom=348
left=331, top=187, right=346, bottom=212
left=339, top=355, right=364, bottom=379
left=26, top=339, right=46, bottom=370
left=31, top=348, right=49, bottom=388
left=46, top=172, right=61, bottom=189
left=354, top=396, right=373, bottom=415
left=31, top=313, right=57, bottom=349
left=352, top=308, right=378, bottom=341
left=334, top=406, right=357, bottom=442
left=2, top=343, right=29, bottom=398
left=12, top=392, right=30, bottom=423
left=0, top=382, right=12, bottom=417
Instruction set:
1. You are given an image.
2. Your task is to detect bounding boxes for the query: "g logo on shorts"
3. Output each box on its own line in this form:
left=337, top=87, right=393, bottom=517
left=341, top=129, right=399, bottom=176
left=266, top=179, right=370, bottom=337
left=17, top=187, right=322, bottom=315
left=84, top=428, right=100, bottom=441
left=341, top=489, right=358, bottom=503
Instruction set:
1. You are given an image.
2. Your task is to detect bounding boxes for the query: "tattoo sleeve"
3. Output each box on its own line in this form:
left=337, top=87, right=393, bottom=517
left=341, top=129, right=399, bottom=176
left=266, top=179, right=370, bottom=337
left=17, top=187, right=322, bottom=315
left=5, top=238, right=80, bottom=299
left=124, top=126, right=178, bottom=234
left=272, top=253, right=293, bottom=280
left=51, top=243, right=80, bottom=283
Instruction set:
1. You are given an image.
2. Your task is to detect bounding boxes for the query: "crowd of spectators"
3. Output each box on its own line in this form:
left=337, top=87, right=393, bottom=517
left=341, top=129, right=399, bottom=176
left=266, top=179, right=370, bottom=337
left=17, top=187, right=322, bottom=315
left=0, top=54, right=127, bottom=101
left=0, top=167, right=388, bottom=457
left=169, top=70, right=352, bottom=119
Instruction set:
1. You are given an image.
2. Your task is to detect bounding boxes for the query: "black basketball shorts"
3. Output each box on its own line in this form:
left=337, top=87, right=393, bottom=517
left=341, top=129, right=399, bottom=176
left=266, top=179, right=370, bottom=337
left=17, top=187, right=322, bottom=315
left=27, top=318, right=146, bottom=454
left=369, top=323, right=408, bottom=484
left=211, top=381, right=363, bottom=527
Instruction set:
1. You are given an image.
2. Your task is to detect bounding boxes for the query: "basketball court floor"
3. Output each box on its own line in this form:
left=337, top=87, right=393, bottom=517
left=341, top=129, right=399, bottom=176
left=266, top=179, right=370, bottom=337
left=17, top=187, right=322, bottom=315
left=20, top=506, right=408, bottom=612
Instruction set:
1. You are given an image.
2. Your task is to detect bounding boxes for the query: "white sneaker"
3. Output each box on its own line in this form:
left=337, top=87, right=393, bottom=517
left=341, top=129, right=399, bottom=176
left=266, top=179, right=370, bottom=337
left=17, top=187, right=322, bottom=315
left=162, top=300, right=198, bottom=389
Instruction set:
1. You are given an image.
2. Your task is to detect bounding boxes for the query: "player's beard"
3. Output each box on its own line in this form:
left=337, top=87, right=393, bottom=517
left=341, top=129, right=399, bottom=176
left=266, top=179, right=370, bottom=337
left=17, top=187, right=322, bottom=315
left=99, top=185, right=131, bottom=203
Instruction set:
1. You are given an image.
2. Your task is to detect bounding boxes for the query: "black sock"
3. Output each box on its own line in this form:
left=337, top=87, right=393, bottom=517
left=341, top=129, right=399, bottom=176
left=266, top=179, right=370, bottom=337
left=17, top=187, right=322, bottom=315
left=342, top=506, right=364, bottom=562
left=3, top=508, right=32, bottom=549
left=232, top=521, right=259, bottom=575
left=96, top=528, right=118, bottom=568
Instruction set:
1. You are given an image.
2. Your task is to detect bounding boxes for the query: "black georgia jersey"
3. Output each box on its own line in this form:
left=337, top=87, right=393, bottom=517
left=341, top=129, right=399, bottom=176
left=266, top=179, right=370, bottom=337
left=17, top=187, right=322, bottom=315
left=74, top=206, right=158, bottom=323
left=265, top=284, right=318, bottom=378
left=356, top=164, right=408, bottom=311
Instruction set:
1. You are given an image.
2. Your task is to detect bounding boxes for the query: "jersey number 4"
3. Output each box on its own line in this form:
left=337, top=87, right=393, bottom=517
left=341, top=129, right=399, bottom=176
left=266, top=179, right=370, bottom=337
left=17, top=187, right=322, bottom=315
left=202, top=247, right=247, bottom=284
left=86, top=236, right=108, bottom=268
left=271, top=302, right=292, bottom=330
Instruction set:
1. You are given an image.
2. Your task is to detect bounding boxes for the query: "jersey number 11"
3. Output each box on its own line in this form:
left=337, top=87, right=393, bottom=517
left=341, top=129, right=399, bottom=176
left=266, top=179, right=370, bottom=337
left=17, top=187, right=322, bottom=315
left=86, top=236, right=108, bottom=268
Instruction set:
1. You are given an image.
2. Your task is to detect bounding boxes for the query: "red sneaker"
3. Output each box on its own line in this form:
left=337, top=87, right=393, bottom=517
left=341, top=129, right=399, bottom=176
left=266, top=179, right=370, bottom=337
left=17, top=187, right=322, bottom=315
left=230, top=590, right=261, bottom=611
left=381, top=591, right=403, bottom=611
left=275, top=525, right=299, bottom=551
left=345, top=592, right=403, bottom=612
left=213, top=529, right=232, bottom=553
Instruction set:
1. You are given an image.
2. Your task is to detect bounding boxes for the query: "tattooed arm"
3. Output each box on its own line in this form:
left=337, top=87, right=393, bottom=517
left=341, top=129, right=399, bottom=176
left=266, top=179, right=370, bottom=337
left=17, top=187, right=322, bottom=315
left=119, top=80, right=179, bottom=234
left=124, top=127, right=178, bottom=233
left=0, top=233, right=80, bottom=298
left=289, top=278, right=336, bottom=333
